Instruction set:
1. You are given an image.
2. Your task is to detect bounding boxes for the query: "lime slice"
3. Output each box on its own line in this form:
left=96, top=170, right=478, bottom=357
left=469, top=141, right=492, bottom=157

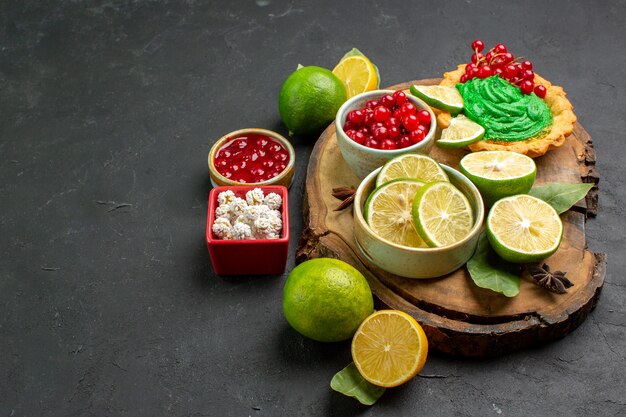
left=436, top=115, right=485, bottom=149
left=410, top=85, right=464, bottom=114
left=486, top=194, right=563, bottom=263
left=460, top=150, right=536, bottom=206
left=411, top=182, right=474, bottom=247
left=376, top=154, right=448, bottom=187
left=364, top=179, right=427, bottom=248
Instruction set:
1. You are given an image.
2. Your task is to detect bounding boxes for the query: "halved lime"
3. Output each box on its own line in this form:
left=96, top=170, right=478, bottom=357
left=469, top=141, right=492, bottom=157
left=486, top=194, right=563, bottom=263
left=460, top=150, right=536, bottom=206
left=436, top=115, right=485, bottom=149
left=376, top=154, right=448, bottom=187
left=411, top=182, right=474, bottom=247
left=410, top=85, right=464, bottom=114
left=364, top=179, right=427, bottom=248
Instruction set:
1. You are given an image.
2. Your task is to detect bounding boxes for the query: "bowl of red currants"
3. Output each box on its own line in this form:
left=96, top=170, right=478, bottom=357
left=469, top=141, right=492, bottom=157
left=208, top=128, right=295, bottom=188
left=335, top=89, right=436, bottom=178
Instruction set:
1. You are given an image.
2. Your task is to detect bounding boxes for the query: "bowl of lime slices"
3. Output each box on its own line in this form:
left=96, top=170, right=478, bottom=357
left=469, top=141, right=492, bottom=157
left=353, top=154, right=484, bottom=279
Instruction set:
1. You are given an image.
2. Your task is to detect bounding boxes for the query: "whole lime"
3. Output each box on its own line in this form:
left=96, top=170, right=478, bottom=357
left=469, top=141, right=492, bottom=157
left=282, top=258, right=374, bottom=342
left=278, top=66, right=347, bottom=136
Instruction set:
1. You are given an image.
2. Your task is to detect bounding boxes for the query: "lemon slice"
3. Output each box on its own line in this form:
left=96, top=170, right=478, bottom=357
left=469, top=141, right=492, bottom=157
left=412, top=182, right=474, bottom=247
left=352, top=310, right=428, bottom=388
left=364, top=179, right=427, bottom=248
left=332, top=55, right=378, bottom=98
left=460, top=150, right=537, bottom=206
left=376, top=154, right=448, bottom=187
left=410, top=85, right=464, bottom=114
left=437, top=115, right=485, bottom=149
left=486, top=194, right=563, bottom=263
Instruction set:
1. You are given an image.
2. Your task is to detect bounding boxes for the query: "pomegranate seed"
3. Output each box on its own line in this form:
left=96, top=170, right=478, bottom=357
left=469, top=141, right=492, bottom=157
left=534, top=85, right=547, bottom=98
left=409, top=129, right=426, bottom=144
left=348, top=109, right=365, bottom=125
left=494, top=43, right=507, bottom=54
left=521, top=60, right=533, bottom=70
left=402, top=114, right=419, bottom=131
left=398, top=136, right=412, bottom=149
left=471, top=39, right=485, bottom=52
left=365, top=100, right=379, bottom=109
left=380, top=139, right=398, bottom=150
left=364, top=112, right=374, bottom=125
left=417, top=110, right=431, bottom=124
left=520, top=80, right=534, bottom=94
left=344, top=120, right=358, bottom=131
left=392, top=90, right=408, bottom=106
left=400, top=102, right=417, bottom=116
left=345, top=129, right=356, bottom=139
left=364, top=138, right=380, bottom=149
left=380, top=94, right=395, bottom=108
left=373, top=106, right=391, bottom=122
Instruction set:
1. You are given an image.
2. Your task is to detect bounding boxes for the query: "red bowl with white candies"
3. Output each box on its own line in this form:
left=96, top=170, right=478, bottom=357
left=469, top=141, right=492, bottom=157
left=208, top=128, right=295, bottom=188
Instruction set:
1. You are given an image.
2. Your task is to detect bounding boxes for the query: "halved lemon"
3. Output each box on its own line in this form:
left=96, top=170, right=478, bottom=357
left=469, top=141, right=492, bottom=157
left=410, top=84, right=464, bottom=114
left=486, top=194, right=563, bottom=263
left=364, top=179, right=427, bottom=248
left=460, top=150, right=536, bottom=206
left=351, top=310, right=428, bottom=388
left=437, top=115, right=485, bottom=149
left=412, top=181, right=474, bottom=247
left=376, top=154, right=448, bottom=188
left=332, top=55, right=378, bottom=98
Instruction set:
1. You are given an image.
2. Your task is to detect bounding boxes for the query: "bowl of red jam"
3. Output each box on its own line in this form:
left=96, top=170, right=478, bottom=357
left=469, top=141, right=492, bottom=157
left=208, top=128, right=295, bottom=188
left=335, top=90, right=436, bottom=178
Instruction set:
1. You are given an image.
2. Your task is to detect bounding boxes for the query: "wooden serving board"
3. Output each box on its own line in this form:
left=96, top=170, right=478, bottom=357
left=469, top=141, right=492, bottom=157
left=296, top=79, right=606, bottom=357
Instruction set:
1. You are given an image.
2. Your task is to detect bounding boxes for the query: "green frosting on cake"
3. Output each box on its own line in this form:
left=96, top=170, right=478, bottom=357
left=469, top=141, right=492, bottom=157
left=456, top=76, right=552, bottom=142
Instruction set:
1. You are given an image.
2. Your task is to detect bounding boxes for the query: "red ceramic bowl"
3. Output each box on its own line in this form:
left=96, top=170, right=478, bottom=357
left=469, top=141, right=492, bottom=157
left=206, top=185, right=290, bottom=275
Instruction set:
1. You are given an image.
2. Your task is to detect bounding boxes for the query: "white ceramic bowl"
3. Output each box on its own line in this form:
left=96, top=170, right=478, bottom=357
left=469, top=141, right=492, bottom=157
left=353, top=165, right=485, bottom=279
left=335, top=90, right=436, bottom=178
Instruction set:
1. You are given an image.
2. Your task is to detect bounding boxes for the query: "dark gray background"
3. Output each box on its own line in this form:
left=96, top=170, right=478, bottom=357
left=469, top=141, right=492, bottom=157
left=1, top=1, right=625, bottom=416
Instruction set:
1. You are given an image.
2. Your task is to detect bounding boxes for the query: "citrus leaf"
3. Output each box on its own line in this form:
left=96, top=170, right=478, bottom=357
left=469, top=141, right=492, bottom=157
left=340, top=48, right=380, bottom=89
left=466, top=231, right=520, bottom=297
left=296, top=63, right=304, bottom=70
left=330, top=363, right=385, bottom=405
left=528, top=183, right=594, bottom=214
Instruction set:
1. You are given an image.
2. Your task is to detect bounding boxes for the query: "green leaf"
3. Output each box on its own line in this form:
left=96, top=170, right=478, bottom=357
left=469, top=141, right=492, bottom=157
left=330, top=363, right=385, bottom=405
left=296, top=63, right=304, bottom=70
left=339, top=48, right=380, bottom=89
left=466, top=231, right=520, bottom=297
left=528, top=183, right=594, bottom=214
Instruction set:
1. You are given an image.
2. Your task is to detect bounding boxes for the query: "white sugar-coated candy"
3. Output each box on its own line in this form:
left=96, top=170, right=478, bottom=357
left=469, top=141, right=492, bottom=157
left=217, top=190, right=236, bottom=206
left=246, top=188, right=265, bottom=206
left=263, top=192, right=282, bottom=210
left=232, top=222, right=253, bottom=240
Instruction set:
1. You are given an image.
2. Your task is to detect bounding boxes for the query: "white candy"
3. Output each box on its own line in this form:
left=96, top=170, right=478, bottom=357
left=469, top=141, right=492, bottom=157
left=228, top=197, right=248, bottom=217
left=246, top=188, right=265, bottom=206
left=263, top=192, right=282, bottom=210
left=212, top=217, right=233, bottom=239
left=217, top=190, right=236, bottom=206
left=214, top=205, right=231, bottom=220
left=232, top=222, right=252, bottom=240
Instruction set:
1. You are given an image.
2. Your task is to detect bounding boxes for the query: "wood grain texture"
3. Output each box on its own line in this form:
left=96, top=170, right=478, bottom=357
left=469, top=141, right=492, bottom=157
left=296, top=79, right=605, bottom=357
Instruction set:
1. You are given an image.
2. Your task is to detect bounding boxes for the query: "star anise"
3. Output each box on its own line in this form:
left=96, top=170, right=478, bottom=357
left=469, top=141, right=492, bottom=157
left=527, top=263, right=573, bottom=294
left=332, top=186, right=356, bottom=211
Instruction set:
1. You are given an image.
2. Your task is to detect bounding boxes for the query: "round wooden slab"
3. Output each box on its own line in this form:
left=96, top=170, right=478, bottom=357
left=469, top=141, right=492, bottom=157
left=296, top=79, right=606, bottom=357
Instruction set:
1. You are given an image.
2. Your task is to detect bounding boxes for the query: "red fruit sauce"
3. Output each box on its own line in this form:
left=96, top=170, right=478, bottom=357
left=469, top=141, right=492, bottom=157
left=213, top=134, right=290, bottom=183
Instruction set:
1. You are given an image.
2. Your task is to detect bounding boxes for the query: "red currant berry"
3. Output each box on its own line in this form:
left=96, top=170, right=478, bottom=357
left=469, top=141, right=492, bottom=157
left=364, top=138, right=380, bottom=149
left=471, top=39, right=485, bottom=52
left=522, top=69, right=534, bottom=80
left=478, top=65, right=493, bottom=78
left=471, top=52, right=485, bottom=65
left=502, top=52, right=514, bottom=64
left=460, top=74, right=469, bottom=83
left=380, top=139, right=398, bottom=150
left=494, top=43, right=507, bottom=54
left=364, top=112, right=374, bottom=125
left=380, top=94, right=395, bottom=108
left=409, top=129, right=426, bottom=144
left=417, top=109, right=431, bottom=124
left=465, top=63, right=476, bottom=73
left=504, top=64, right=518, bottom=79
left=392, top=90, right=408, bottom=106
left=372, top=126, right=388, bottom=141
left=343, top=120, right=358, bottom=131
left=397, top=136, right=411, bottom=149
left=485, top=51, right=494, bottom=63
left=521, top=60, right=533, bottom=70
left=365, top=100, right=379, bottom=109
left=348, top=109, right=365, bottom=125
left=400, top=102, right=417, bottom=116
left=373, top=105, right=391, bottom=122
left=402, top=114, right=419, bottom=131
left=534, top=85, right=547, bottom=98
left=469, top=66, right=480, bottom=78
left=520, top=80, right=534, bottom=94
left=494, top=67, right=504, bottom=77
left=352, top=131, right=366, bottom=144
left=387, top=126, right=400, bottom=140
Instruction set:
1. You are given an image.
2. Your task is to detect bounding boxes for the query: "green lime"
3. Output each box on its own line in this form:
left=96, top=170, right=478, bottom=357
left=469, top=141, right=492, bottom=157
left=411, top=181, right=474, bottom=247
left=376, top=154, right=448, bottom=187
left=486, top=194, right=563, bottom=263
left=283, top=258, right=374, bottom=342
left=459, top=150, right=536, bottom=206
left=436, top=115, right=485, bottom=149
left=278, top=66, right=347, bottom=136
left=364, top=178, right=427, bottom=248
left=410, top=84, right=464, bottom=114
